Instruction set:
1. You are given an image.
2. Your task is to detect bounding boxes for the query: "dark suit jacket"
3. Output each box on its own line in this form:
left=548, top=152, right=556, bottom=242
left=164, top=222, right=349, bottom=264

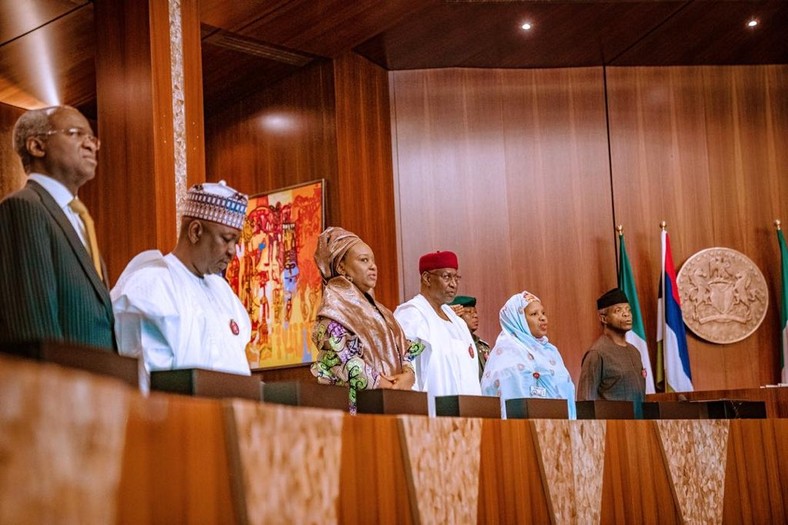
left=0, top=180, right=116, bottom=350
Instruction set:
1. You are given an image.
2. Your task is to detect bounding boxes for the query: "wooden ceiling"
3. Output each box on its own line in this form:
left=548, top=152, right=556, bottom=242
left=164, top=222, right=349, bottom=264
left=1, top=0, right=786, bottom=118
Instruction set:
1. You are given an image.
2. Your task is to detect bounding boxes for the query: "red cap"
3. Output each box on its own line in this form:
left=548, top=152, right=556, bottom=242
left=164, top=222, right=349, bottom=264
left=419, top=251, right=458, bottom=273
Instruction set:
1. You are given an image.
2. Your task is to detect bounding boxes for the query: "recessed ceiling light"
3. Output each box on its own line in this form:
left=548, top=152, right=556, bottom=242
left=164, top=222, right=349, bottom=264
left=747, top=18, right=759, bottom=28
left=520, top=22, right=533, bottom=31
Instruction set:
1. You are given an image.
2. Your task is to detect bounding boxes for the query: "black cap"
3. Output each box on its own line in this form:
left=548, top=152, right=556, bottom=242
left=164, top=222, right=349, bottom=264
left=597, top=288, right=629, bottom=310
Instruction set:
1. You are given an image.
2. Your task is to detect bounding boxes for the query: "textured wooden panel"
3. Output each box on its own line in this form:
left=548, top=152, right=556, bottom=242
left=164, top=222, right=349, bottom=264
left=116, top=393, right=236, bottom=524
left=0, top=355, right=129, bottom=524
left=398, top=416, right=482, bottom=524
left=391, top=67, right=614, bottom=381
left=178, top=0, right=207, bottom=188
left=723, top=419, right=788, bottom=524
left=477, top=419, right=552, bottom=524
left=655, top=420, right=730, bottom=524
left=339, top=414, right=414, bottom=525
left=226, top=401, right=344, bottom=525
left=532, top=419, right=606, bottom=524
left=607, top=65, right=788, bottom=389
left=601, top=421, right=682, bottom=524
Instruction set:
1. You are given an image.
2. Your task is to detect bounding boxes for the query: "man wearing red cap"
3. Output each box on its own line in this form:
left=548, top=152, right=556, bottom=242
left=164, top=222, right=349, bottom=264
left=394, top=251, right=481, bottom=415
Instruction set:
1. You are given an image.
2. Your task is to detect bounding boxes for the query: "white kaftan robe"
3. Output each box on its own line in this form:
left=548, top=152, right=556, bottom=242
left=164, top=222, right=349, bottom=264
left=394, top=294, right=480, bottom=415
left=111, top=251, right=251, bottom=391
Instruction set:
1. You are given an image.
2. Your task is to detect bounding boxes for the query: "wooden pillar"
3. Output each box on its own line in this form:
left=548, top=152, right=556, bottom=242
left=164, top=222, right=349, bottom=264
left=91, top=0, right=205, bottom=283
left=332, top=52, right=400, bottom=308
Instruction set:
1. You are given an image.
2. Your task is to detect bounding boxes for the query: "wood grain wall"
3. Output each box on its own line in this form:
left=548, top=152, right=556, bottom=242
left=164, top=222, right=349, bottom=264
left=0, top=102, right=24, bottom=198
left=390, top=65, right=788, bottom=389
left=391, top=67, right=616, bottom=382
left=204, top=60, right=339, bottom=226
left=204, top=53, right=400, bottom=310
left=332, top=51, right=400, bottom=307
left=607, top=66, right=788, bottom=389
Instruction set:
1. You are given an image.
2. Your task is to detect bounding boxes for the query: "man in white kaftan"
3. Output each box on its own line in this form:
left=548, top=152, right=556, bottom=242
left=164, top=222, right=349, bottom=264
left=112, top=181, right=252, bottom=389
left=394, top=251, right=480, bottom=415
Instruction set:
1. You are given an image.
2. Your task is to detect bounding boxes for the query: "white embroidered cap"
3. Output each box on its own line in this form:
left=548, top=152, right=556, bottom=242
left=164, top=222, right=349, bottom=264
left=183, top=180, right=248, bottom=230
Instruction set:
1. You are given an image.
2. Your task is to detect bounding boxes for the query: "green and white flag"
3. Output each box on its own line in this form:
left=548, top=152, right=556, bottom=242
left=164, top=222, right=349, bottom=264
left=778, top=226, right=788, bottom=384
left=618, top=231, right=656, bottom=393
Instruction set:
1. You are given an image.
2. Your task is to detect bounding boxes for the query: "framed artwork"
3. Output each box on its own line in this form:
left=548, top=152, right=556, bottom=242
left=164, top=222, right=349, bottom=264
left=226, top=179, right=325, bottom=369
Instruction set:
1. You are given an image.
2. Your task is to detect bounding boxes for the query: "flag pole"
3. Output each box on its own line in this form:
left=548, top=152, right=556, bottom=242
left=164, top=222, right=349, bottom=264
left=659, top=221, right=667, bottom=391
left=777, top=219, right=787, bottom=384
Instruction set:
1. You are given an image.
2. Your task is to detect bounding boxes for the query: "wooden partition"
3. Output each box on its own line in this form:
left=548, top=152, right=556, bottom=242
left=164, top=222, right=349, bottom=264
left=3, top=356, right=787, bottom=525
left=390, top=65, right=788, bottom=389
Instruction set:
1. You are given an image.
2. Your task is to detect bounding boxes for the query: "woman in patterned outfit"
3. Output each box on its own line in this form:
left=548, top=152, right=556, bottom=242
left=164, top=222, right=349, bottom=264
left=311, top=227, right=423, bottom=413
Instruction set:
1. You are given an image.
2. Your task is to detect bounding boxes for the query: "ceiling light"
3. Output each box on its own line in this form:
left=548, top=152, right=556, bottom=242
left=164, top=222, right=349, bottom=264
left=520, top=22, right=533, bottom=31
left=747, top=18, right=758, bottom=28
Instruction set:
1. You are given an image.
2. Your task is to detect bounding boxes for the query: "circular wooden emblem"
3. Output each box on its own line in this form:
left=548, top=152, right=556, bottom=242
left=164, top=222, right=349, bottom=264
left=676, top=247, right=768, bottom=344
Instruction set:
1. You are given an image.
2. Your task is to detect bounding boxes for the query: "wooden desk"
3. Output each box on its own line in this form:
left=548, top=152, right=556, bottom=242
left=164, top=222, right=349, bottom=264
left=2, top=354, right=787, bottom=525
left=648, top=386, right=788, bottom=418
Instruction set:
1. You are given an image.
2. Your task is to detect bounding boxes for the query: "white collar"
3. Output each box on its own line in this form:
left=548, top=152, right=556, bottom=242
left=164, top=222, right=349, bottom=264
left=28, top=173, right=76, bottom=209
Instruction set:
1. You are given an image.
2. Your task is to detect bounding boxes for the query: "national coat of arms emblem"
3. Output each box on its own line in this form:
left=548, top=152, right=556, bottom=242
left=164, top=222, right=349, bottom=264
left=676, top=247, right=768, bottom=344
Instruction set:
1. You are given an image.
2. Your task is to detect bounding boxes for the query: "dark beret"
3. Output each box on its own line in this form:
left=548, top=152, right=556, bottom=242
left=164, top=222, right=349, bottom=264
left=597, top=288, right=629, bottom=310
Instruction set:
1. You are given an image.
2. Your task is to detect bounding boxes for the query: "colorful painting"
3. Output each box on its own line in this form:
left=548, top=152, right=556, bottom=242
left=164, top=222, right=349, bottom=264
left=226, top=180, right=325, bottom=369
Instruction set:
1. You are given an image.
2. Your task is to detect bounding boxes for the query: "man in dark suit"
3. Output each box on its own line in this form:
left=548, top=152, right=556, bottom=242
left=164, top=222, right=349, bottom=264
left=0, top=105, right=116, bottom=350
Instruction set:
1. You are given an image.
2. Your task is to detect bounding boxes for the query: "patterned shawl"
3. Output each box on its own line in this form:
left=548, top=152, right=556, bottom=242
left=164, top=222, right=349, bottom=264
left=316, top=275, right=408, bottom=377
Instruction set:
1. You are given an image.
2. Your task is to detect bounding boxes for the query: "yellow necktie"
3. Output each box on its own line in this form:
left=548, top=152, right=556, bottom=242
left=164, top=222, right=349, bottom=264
left=69, top=198, right=103, bottom=280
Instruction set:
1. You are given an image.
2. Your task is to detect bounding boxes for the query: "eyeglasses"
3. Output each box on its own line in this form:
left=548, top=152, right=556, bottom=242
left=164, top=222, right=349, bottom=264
left=42, top=128, right=100, bottom=149
left=427, top=270, right=462, bottom=284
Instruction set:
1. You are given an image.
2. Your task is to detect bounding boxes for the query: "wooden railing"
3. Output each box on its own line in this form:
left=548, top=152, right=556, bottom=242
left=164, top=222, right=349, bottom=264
left=1, top=352, right=786, bottom=524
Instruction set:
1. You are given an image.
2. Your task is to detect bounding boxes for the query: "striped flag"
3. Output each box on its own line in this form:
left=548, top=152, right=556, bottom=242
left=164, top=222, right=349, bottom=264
left=777, top=226, right=788, bottom=384
left=656, top=228, right=693, bottom=392
left=617, top=230, right=656, bottom=393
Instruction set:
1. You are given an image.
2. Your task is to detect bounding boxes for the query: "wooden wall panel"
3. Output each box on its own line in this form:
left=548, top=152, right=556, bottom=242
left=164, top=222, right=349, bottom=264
left=477, top=419, right=552, bottom=524
left=339, top=414, right=414, bottom=525
left=0, top=102, right=24, bottom=199
left=91, top=0, right=175, bottom=283
left=116, top=394, right=236, bottom=524
left=332, top=52, right=399, bottom=309
left=607, top=66, right=788, bottom=389
left=600, top=421, right=681, bottom=524
left=723, top=419, right=788, bottom=524
left=391, top=67, right=615, bottom=381
left=204, top=60, right=339, bottom=221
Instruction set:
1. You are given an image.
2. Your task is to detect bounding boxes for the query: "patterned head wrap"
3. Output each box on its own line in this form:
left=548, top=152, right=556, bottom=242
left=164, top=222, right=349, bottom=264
left=499, top=290, right=546, bottom=347
left=183, top=180, right=248, bottom=230
left=314, top=227, right=363, bottom=281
